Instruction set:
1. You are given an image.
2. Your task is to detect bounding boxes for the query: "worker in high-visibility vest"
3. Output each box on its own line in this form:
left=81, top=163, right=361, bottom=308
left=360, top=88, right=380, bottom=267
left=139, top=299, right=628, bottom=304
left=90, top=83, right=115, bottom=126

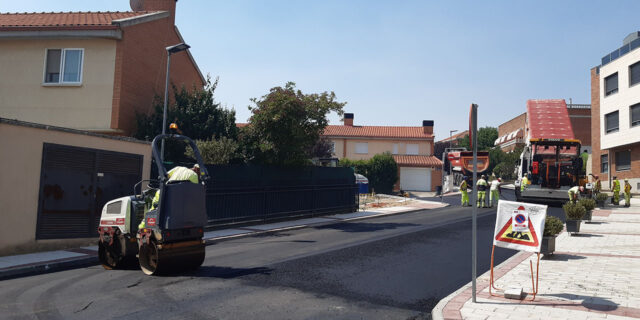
left=460, top=178, right=470, bottom=207
left=520, top=175, right=529, bottom=192
left=624, top=178, right=633, bottom=207
left=593, top=175, right=601, bottom=195
left=580, top=150, right=589, bottom=175
left=489, top=178, right=501, bottom=208
left=613, top=176, right=621, bottom=205
left=477, top=175, right=488, bottom=208
left=568, top=186, right=584, bottom=204
left=139, top=164, right=200, bottom=229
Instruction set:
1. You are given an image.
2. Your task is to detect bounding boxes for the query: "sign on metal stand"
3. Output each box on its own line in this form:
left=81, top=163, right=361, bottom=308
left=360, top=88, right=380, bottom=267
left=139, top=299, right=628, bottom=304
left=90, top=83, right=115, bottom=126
left=469, top=103, right=478, bottom=303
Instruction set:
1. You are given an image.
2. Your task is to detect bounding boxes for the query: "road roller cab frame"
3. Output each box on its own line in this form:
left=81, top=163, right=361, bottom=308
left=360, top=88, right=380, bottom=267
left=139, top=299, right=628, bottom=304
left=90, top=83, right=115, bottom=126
left=98, top=133, right=210, bottom=275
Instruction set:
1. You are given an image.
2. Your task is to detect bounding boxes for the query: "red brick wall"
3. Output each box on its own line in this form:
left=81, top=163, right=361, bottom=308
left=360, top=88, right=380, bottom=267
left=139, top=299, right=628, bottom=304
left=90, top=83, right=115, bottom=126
left=568, top=108, right=591, bottom=146
left=111, top=16, right=204, bottom=135
left=590, top=67, right=606, bottom=181
left=431, top=166, right=442, bottom=192
left=608, top=143, right=640, bottom=181
left=497, top=113, right=526, bottom=151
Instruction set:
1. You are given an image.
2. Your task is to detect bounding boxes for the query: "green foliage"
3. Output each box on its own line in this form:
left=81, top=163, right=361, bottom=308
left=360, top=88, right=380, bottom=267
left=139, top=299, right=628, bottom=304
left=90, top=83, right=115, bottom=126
left=488, top=146, right=523, bottom=180
left=455, top=127, right=498, bottom=151
left=543, top=216, right=564, bottom=237
left=563, top=202, right=586, bottom=220
left=596, top=193, right=608, bottom=202
left=241, top=82, right=345, bottom=165
left=578, top=198, right=596, bottom=211
left=185, top=136, right=241, bottom=165
left=339, top=153, right=398, bottom=194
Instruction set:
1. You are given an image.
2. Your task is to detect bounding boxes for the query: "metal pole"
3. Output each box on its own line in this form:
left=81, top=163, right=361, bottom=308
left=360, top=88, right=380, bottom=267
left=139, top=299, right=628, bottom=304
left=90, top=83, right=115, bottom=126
left=160, top=52, right=172, bottom=163
left=471, top=104, right=478, bottom=303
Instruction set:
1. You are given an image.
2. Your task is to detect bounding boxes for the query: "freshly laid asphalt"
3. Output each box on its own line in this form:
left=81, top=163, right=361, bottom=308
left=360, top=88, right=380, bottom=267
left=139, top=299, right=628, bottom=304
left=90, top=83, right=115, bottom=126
left=0, top=189, right=565, bottom=320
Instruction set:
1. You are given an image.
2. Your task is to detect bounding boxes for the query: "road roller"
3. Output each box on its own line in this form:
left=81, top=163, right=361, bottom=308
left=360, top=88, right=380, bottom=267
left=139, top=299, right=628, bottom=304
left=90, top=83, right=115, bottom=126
left=97, top=132, right=209, bottom=275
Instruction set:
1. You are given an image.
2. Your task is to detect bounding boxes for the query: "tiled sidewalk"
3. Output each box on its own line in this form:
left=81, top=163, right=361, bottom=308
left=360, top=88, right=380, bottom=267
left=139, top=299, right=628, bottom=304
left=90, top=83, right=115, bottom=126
left=433, top=198, right=640, bottom=320
left=0, top=198, right=447, bottom=280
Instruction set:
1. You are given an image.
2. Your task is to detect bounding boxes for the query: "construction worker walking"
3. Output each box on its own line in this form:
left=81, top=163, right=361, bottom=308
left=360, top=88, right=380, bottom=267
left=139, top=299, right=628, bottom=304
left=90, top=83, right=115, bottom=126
left=624, top=178, right=633, bottom=207
left=477, top=175, right=488, bottom=208
left=593, top=175, right=601, bottom=195
left=613, top=176, right=621, bottom=205
left=489, top=177, right=501, bottom=208
left=520, top=175, right=529, bottom=192
left=460, top=178, right=470, bottom=207
left=568, top=186, right=583, bottom=204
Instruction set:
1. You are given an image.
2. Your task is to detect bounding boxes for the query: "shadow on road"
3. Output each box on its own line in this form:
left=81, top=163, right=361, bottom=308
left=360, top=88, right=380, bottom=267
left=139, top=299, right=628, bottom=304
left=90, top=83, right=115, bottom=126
left=542, top=253, right=587, bottom=261
left=186, top=266, right=273, bottom=279
left=314, top=222, right=420, bottom=233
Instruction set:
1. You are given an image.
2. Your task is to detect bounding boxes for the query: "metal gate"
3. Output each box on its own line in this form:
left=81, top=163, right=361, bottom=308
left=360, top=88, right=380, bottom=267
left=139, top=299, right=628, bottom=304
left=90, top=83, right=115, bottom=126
left=36, top=143, right=143, bottom=239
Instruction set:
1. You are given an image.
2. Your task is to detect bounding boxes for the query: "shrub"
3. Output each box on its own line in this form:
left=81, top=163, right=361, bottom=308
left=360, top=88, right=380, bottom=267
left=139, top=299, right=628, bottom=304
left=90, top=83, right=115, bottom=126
left=578, top=198, right=596, bottom=211
left=543, top=216, right=564, bottom=237
left=339, top=153, right=398, bottom=194
left=595, top=193, right=608, bottom=202
left=563, top=202, right=586, bottom=220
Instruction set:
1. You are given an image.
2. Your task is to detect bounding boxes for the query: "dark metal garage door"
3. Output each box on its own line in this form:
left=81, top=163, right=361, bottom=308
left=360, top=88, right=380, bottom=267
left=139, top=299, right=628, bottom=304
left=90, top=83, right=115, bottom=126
left=36, top=143, right=143, bottom=239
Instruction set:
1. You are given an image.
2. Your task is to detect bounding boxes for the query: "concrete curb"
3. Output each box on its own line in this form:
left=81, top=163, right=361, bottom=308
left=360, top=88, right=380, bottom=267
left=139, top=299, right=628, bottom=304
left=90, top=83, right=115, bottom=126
left=1, top=202, right=448, bottom=281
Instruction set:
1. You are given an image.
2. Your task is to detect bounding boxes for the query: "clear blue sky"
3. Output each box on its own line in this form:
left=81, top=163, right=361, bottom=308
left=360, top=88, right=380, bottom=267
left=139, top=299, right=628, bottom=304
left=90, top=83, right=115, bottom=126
left=3, top=0, right=640, bottom=140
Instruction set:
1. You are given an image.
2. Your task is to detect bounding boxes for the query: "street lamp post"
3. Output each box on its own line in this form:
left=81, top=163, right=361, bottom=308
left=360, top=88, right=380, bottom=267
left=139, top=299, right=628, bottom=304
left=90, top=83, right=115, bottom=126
left=160, top=42, right=191, bottom=162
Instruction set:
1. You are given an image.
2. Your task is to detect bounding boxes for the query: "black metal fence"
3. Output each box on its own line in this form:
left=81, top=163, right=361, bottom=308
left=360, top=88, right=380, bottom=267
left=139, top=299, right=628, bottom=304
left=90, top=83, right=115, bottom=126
left=153, top=163, right=358, bottom=227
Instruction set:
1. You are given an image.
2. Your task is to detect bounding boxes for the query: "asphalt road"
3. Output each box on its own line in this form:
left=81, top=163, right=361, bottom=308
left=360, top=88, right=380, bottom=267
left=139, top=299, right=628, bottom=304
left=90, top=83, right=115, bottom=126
left=0, top=190, right=565, bottom=320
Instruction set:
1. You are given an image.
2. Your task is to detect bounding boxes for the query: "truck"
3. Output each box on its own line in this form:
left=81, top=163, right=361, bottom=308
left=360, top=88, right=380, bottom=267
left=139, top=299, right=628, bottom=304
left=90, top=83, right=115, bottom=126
left=514, top=99, right=587, bottom=204
left=97, top=131, right=209, bottom=275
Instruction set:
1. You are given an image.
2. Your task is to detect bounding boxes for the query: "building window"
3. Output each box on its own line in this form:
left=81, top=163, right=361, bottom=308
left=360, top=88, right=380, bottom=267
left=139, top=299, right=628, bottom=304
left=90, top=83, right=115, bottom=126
left=355, top=143, right=368, bottom=154
left=330, top=141, right=335, bottom=155
left=631, top=103, right=640, bottom=128
left=615, top=150, right=631, bottom=171
left=392, top=144, right=399, bottom=155
left=601, top=154, right=608, bottom=174
left=406, top=144, right=419, bottom=155
left=605, top=111, right=619, bottom=134
left=630, top=61, right=640, bottom=87
left=604, top=72, right=618, bottom=96
left=44, top=48, right=84, bottom=84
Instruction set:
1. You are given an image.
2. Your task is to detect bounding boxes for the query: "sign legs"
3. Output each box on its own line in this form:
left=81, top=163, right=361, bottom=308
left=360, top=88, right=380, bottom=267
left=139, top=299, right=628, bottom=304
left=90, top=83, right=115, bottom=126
left=489, top=245, right=541, bottom=301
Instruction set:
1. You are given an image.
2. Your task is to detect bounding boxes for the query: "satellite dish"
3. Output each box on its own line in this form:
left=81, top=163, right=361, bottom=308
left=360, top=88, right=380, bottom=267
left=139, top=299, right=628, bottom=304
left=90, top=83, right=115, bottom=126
left=130, top=0, right=144, bottom=11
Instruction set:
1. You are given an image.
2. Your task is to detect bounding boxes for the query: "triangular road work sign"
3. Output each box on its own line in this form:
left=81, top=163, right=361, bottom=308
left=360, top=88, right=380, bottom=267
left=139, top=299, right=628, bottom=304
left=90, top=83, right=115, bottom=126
left=495, top=217, right=539, bottom=247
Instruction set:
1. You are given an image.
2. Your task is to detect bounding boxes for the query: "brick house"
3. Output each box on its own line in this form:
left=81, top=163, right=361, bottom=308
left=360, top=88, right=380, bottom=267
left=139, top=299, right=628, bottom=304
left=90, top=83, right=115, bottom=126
left=323, top=113, right=442, bottom=192
left=0, top=0, right=205, bottom=136
left=591, top=31, right=640, bottom=190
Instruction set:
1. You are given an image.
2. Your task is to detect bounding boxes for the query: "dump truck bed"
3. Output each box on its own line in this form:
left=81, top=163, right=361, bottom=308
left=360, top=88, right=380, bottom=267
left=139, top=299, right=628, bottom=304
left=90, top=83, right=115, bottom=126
left=526, top=99, right=575, bottom=140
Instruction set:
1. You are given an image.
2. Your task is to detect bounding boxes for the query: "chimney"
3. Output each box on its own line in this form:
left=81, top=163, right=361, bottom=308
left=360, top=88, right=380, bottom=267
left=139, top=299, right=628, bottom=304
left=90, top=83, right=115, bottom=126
left=344, top=113, right=354, bottom=126
left=131, top=0, right=177, bottom=24
left=422, top=120, right=434, bottom=134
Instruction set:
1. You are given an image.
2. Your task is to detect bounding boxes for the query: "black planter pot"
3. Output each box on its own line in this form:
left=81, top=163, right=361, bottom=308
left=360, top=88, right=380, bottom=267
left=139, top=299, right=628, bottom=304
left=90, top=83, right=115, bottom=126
left=566, top=219, right=581, bottom=234
left=597, top=200, right=605, bottom=209
left=582, top=210, right=592, bottom=222
left=540, top=236, right=556, bottom=255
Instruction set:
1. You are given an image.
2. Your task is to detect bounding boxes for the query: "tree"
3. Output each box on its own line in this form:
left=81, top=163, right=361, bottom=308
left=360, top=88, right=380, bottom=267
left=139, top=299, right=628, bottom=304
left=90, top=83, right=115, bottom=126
left=241, top=82, right=345, bottom=165
left=309, top=137, right=334, bottom=159
left=135, top=76, right=238, bottom=141
left=455, top=127, right=498, bottom=151
left=185, top=137, right=241, bottom=165
left=339, top=153, right=398, bottom=194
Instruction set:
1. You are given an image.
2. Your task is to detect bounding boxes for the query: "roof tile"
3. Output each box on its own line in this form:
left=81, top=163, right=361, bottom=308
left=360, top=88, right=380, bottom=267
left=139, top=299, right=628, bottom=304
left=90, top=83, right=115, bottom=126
left=323, top=125, right=434, bottom=139
left=0, top=11, right=156, bottom=29
left=393, top=155, right=442, bottom=167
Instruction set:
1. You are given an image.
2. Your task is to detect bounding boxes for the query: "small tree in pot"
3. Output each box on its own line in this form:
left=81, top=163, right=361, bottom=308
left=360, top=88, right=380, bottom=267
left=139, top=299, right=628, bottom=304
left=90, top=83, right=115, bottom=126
left=564, top=202, right=586, bottom=235
left=595, top=193, right=608, bottom=209
left=578, top=198, right=596, bottom=222
left=541, top=216, right=563, bottom=255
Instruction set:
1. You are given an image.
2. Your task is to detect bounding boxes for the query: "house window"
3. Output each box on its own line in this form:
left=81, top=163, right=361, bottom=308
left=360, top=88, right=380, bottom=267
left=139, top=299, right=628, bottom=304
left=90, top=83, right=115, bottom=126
left=630, top=61, right=640, bottom=87
left=330, top=141, right=336, bottom=155
left=406, top=144, right=419, bottom=155
left=392, top=144, right=399, bottom=154
left=605, top=72, right=618, bottom=96
left=605, top=111, right=619, bottom=134
left=615, top=150, right=631, bottom=171
left=44, top=48, right=84, bottom=84
left=601, top=154, right=608, bottom=174
left=631, top=103, right=640, bottom=128
left=355, top=143, right=368, bottom=154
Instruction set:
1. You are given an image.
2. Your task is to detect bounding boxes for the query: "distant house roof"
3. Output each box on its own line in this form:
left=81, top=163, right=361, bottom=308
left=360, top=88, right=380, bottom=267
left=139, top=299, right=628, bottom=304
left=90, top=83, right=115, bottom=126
left=0, top=11, right=159, bottom=31
left=323, top=125, right=434, bottom=139
left=437, top=130, right=468, bottom=143
left=393, top=155, right=442, bottom=167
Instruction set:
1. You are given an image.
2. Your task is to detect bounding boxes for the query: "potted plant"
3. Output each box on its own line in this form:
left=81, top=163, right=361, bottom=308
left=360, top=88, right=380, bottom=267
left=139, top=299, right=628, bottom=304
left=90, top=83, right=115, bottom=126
left=595, top=193, right=608, bottom=209
left=563, top=202, right=586, bottom=235
left=578, top=198, right=596, bottom=223
left=541, top=216, right=563, bottom=255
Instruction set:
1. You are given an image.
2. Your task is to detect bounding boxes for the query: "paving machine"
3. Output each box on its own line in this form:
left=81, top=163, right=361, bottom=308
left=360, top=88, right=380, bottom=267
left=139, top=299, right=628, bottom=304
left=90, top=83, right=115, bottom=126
left=97, top=132, right=210, bottom=275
